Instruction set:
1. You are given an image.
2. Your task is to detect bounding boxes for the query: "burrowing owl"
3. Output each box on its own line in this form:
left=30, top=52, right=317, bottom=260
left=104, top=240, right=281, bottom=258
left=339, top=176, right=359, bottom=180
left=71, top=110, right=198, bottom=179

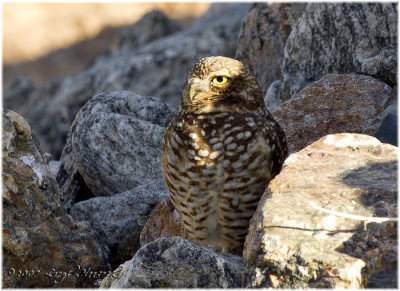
left=162, top=56, right=287, bottom=254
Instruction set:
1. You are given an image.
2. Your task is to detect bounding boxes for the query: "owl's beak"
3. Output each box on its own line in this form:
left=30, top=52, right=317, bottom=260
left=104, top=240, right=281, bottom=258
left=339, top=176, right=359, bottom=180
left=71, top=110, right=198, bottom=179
left=188, top=78, right=209, bottom=100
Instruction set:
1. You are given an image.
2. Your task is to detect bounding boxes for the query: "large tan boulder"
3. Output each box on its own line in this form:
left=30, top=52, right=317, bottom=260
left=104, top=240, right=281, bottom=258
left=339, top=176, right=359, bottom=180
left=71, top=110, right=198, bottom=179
left=243, top=133, right=397, bottom=288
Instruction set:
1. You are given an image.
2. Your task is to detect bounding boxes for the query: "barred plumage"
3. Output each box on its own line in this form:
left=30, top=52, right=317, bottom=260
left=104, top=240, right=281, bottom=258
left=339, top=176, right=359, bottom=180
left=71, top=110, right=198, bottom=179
left=162, top=56, right=287, bottom=254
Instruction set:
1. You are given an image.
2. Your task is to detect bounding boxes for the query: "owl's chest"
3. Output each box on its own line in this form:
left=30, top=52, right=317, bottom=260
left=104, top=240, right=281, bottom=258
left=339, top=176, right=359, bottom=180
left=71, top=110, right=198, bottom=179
left=171, top=112, right=270, bottom=174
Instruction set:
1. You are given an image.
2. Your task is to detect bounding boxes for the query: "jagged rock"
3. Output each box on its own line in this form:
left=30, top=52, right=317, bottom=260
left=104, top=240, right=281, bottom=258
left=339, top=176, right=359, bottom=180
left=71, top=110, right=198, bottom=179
left=100, top=237, right=244, bottom=288
left=140, top=197, right=189, bottom=247
left=2, top=110, right=111, bottom=288
left=4, top=3, right=251, bottom=159
left=2, top=110, right=63, bottom=214
left=69, top=180, right=168, bottom=265
left=56, top=91, right=176, bottom=207
left=236, top=3, right=305, bottom=95
left=361, top=44, right=397, bottom=87
left=115, top=9, right=180, bottom=54
left=280, top=3, right=397, bottom=101
left=272, top=74, right=394, bottom=153
left=243, top=133, right=397, bottom=288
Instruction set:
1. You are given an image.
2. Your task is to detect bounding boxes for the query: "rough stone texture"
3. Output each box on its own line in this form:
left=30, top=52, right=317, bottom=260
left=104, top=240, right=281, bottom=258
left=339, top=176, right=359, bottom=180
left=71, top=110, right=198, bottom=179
left=69, top=180, right=168, bottom=265
left=273, top=74, right=394, bottom=153
left=280, top=3, right=397, bottom=102
left=2, top=110, right=111, bottom=288
left=101, top=237, right=244, bottom=288
left=99, top=260, right=130, bottom=288
left=3, top=3, right=251, bottom=159
left=48, top=160, right=60, bottom=178
left=115, top=9, right=180, bottom=54
left=140, top=197, right=189, bottom=247
left=56, top=91, right=176, bottom=208
left=236, top=3, right=305, bottom=96
left=360, top=44, right=397, bottom=88
left=243, top=133, right=397, bottom=288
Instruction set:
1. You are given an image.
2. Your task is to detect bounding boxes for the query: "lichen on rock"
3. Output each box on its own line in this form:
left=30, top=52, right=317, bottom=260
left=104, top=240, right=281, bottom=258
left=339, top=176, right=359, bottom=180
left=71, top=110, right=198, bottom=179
left=2, top=110, right=111, bottom=288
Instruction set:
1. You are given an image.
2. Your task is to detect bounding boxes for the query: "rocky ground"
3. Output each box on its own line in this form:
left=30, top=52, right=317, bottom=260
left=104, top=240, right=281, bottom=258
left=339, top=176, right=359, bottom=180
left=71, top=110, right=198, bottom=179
left=3, top=3, right=398, bottom=288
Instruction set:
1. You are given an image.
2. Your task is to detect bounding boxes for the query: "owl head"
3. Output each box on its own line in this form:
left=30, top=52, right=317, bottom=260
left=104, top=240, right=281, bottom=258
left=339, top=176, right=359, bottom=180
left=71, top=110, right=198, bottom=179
left=182, top=56, right=264, bottom=114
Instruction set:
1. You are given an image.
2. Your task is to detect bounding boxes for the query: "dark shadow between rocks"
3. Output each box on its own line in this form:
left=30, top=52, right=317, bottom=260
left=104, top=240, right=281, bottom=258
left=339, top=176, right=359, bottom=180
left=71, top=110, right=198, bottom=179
left=72, top=172, right=95, bottom=204
left=375, top=113, right=398, bottom=147
left=56, top=164, right=95, bottom=210
left=336, top=161, right=398, bottom=288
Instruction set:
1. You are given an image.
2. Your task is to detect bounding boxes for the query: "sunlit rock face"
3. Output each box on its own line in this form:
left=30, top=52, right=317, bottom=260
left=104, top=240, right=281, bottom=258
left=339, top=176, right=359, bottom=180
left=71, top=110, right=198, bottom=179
left=243, top=133, right=397, bottom=288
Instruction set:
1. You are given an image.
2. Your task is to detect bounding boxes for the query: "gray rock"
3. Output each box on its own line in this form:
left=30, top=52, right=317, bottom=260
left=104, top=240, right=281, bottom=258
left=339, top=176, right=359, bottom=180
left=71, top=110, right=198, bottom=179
left=101, top=237, right=244, bottom=288
left=280, top=3, right=397, bottom=101
left=264, top=80, right=282, bottom=111
left=4, top=3, right=250, bottom=159
left=85, top=2, right=250, bottom=110
left=69, top=180, right=168, bottom=265
left=243, top=133, right=397, bottom=288
left=57, top=91, right=176, bottom=207
left=48, top=160, right=60, bottom=178
left=115, top=9, right=181, bottom=54
left=361, top=44, right=397, bottom=87
left=4, top=76, right=68, bottom=159
left=236, top=3, right=306, bottom=95
left=3, top=76, right=36, bottom=110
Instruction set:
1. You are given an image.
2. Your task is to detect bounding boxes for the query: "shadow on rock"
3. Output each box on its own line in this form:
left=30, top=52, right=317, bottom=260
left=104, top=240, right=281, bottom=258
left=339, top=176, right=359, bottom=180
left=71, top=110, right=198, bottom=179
left=337, top=160, right=398, bottom=288
left=340, top=161, right=397, bottom=215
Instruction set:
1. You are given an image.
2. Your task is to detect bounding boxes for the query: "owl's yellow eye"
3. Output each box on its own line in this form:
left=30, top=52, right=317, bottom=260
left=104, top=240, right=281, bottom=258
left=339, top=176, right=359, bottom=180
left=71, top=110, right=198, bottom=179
left=212, top=76, right=229, bottom=85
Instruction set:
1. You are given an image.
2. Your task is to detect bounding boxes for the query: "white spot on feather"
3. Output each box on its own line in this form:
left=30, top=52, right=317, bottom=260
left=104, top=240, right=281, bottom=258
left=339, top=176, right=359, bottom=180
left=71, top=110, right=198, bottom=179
left=226, top=143, right=237, bottom=150
left=198, top=149, right=209, bottom=157
left=209, top=151, right=221, bottom=159
left=213, top=143, right=223, bottom=150
left=189, top=133, right=198, bottom=140
left=224, top=136, right=234, bottom=145
left=209, top=137, right=219, bottom=144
